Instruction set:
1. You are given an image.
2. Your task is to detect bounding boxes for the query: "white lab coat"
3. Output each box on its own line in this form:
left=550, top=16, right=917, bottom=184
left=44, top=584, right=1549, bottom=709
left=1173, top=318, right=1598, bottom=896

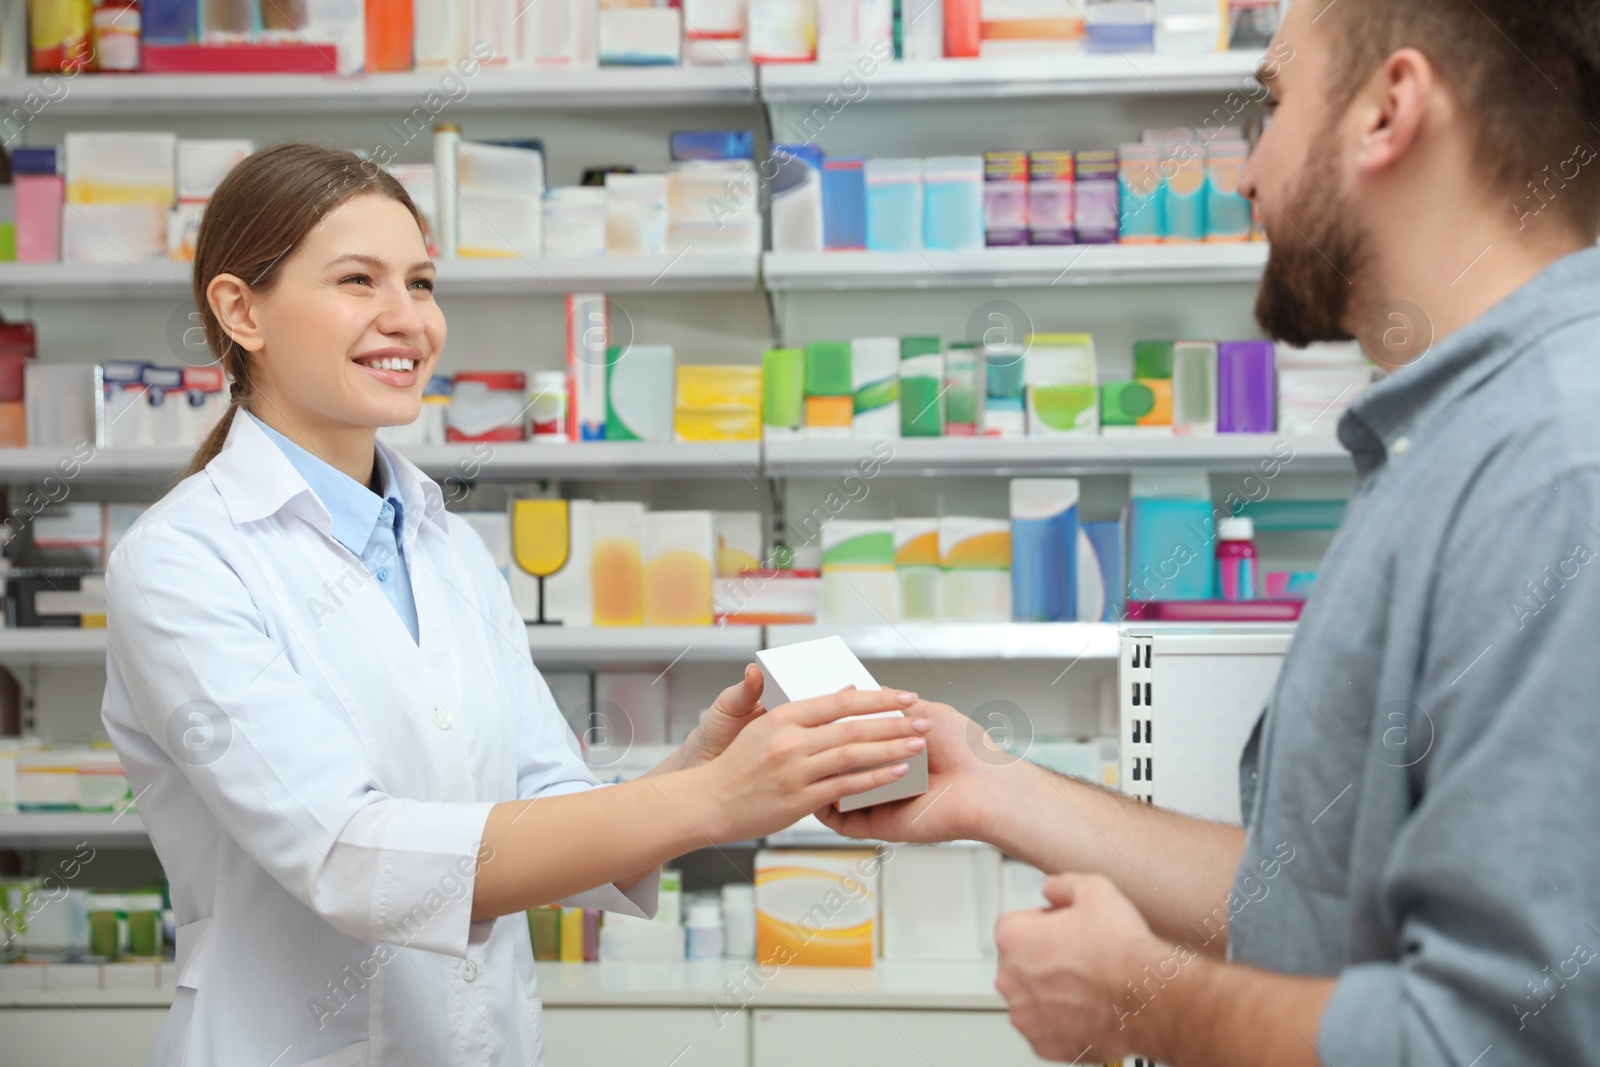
left=101, top=411, right=657, bottom=1067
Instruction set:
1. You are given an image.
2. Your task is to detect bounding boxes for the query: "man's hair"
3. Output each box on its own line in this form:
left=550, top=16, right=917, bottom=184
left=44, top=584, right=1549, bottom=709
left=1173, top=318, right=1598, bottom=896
left=1323, top=0, right=1600, bottom=232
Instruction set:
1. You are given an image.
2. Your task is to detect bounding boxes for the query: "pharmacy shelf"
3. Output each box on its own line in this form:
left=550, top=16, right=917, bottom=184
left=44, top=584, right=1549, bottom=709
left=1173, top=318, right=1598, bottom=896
left=762, top=243, right=1269, bottom=290
left=0, top=65, right=757, bottom=115
left=0, top=628, right=111, bottom=666
left=0, top=960, right=1011, bottom=1010
left=0, top=255, right=760, bottom=300
left=528, top=625, right=763, bottom=667
left=0, top=811, right=149, bottom=849
left=766, top=623, right=1123, bottom=662
left=759, top=50, right=1266, bottom=103
left=403, top=440, right=763, bottom=481
left=764, top=434, right=1348, bottom=478
left=0, top=440, right=761, bottom=487
left=0, top=624, right=760, bottom=668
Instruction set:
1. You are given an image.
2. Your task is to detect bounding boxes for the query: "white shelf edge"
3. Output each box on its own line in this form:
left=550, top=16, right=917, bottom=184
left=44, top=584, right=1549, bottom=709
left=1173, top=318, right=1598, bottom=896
left=0, top=256, right=759, bottom=299
left=759, top=51, right=1267, bottom=102
left=765, top=434, right=1349, bottom=477
left=0, top=810, right=148, bottom=847
left=764, top=622, right=1124, bottom=661
left=0, top=65, right=757, bottom=114
left=763, top=244, right=1269, bottom=290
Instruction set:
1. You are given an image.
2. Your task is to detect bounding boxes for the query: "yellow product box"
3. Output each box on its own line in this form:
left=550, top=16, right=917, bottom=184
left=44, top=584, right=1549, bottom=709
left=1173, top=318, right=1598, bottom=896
left=675, top=365, right=763, bottom=442
left=756, top=849, right=880, bottom=967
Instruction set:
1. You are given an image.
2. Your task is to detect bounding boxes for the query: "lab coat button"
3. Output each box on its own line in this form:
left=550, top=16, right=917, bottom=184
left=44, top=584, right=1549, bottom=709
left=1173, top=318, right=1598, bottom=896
left=433, top=709, right=453, bottom=730
left=461, top=960, right=478, bottom=981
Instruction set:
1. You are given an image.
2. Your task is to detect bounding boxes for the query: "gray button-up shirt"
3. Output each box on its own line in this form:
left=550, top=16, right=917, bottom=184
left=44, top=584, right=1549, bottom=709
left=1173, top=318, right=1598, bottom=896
left=1231, top=245, right=1600, bottom=1064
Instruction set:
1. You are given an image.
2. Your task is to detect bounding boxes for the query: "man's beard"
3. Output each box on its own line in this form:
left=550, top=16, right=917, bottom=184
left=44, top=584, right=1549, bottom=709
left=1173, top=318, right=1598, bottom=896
left=1253, top=138, right=1372, bottom=349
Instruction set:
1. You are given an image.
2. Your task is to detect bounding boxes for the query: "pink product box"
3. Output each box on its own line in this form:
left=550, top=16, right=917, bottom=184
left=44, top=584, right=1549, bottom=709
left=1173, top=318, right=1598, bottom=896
left=17, top=175, right=65, bottom=263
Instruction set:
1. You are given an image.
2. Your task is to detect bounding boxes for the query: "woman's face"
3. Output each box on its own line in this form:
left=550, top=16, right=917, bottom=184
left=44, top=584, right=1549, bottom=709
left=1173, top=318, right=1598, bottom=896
left=246, top=193, right=445, bottom=434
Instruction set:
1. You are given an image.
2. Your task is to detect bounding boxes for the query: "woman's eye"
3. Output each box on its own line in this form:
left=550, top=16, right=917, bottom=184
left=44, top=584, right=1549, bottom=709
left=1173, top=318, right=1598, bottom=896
left=340, top=274, right=372, bottom=286
left=410, top=277, right=436, bottom=292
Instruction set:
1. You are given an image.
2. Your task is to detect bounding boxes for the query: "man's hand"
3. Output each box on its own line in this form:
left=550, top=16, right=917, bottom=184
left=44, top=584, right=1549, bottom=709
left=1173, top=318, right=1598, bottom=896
left=679, top=663, right=766, bottom=767
left=813, top=698, right=1009, bottom=843
left=995, top=873, right=1173, bottom=1063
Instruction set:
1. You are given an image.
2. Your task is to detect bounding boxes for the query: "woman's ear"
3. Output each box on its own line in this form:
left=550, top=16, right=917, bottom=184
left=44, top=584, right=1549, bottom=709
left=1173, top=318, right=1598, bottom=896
left=206, top=273, right=266, bottom=354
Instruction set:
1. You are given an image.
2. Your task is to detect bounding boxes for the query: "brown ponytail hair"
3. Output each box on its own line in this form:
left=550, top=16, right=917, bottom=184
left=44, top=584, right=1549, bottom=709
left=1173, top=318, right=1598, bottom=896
left=180, top=142, right=424, bottom=480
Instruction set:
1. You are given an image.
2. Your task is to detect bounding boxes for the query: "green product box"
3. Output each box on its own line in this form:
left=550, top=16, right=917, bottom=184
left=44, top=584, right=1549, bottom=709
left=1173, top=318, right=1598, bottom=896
left=763, top=347, right=805, bottom=428
left=1133, top=340, right=1176, bottom=380
left=1101, top=380, right=1158, bottom=426
left=803, top=341, right=852, bottom=396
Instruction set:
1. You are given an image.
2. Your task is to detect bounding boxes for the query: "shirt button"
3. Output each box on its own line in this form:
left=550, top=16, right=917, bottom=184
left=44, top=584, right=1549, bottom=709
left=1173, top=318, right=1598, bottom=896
left=433, top=708, right=453, bottom=730
left=380, top=503, right=393, bottom=519
left=376, top=567, right=390, bottom=581
left=1391, top=435, right=1410, bottom=456
left=461, top=960, right=478, bottom=981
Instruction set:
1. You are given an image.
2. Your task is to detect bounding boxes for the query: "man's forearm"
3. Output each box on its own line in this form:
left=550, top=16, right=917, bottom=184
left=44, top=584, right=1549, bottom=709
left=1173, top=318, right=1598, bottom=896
left=1131, top=953, right=1334, bottom=1067
left=975, top=762, right=1246, bottom=953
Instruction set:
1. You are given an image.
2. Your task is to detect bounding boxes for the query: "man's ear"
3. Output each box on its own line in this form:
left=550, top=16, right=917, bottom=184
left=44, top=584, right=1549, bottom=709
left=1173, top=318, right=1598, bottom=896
left=1352, top=47, right=1436, bottom=180
left=206, top=273, right=266, bottom=354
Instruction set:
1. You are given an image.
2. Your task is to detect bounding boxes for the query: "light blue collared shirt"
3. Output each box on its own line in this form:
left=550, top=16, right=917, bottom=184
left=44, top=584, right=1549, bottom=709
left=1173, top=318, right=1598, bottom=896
left=244, top=410, right=420, bottom=643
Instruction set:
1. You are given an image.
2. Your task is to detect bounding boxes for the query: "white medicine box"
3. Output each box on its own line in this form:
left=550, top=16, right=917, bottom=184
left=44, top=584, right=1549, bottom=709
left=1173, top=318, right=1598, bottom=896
left=755, top=635, right=929, bottom=812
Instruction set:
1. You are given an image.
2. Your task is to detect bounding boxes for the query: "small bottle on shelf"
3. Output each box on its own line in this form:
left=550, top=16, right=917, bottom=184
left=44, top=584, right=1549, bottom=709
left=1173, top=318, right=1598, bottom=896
left=1216, top=516, right=1257, bottom=602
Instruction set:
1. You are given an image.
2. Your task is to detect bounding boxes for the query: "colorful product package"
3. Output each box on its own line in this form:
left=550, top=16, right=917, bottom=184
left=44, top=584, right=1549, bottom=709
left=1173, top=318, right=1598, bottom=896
left=1025, top=333, right=1098, bottom=436
left=1205, top=138, right=1253, bottom=242
left=642, top=511, right=715, bottom=626
left=1100, top=379, right=1172, bottom=432
left=756, top=849, right=879, bottom=966
left=770, top=143, right=825, bottom=254
left=447, top=371, right=528, bottom=442
left=598, top=7, right=683, bottom=65
left=923, top=156, right=985, bottom=252
left=750, top=0, right=818, bottom=61
left=1027, top=149, right=1075, bottom=245
left=566, top=292, right=609, bottom=441
left=1073, top=149, right=1120, bottom=245
left=898, top=336, right=944, bottom=437
left=1118, top=142, right=1165, bottom=243
left=943, top=342, right=983, bottom=436
left=983, top=150, right=1030, bottom=247
left=864, top=158, right=924, bottom=252
left=591, top=501, right=646, bottom=627
left=804, top=340, right=853, bottom=438
left=1125, top=498, right=1215, bottom=601
left=518, top=0, right=599, bottom=65
left=981, top=343, right=1027, bottom=436
left=604, top=172, right=668, bottom=255
left=822, top=157, right=867, bottom=250
left=893, top=517, right=941, bottom=621
left=763, top=347, right=806, bottom=436
left=1080, top=518, right=1125, bottom=622
left=851, top=337, right=901, bottom=439
left=1216, top=340, right=1276, bottom=434
left=820, top=519, right=896, bottom=623
left=606, top=344, right=675, bottom=443
left=1171, top=340, right=1218, bottom=435
left=1010, top=478, right=1078, bottom=622
left=1161, top=141, right=1207, bottom=242
left=940, top=516, right=1011, bottom=622
left=675, top=364, right=763, bottom=442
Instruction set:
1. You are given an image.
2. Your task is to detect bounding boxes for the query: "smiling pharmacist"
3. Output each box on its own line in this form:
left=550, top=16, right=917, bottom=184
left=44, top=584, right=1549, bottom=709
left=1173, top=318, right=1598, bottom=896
left=823, top=1, right=1600, bottom=1063
left=98, top=143, right=928, bottom=1067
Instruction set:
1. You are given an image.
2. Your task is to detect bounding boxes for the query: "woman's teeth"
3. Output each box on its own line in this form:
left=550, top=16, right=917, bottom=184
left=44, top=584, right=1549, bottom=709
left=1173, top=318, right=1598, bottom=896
left=365, top=357, right=415, bottom=372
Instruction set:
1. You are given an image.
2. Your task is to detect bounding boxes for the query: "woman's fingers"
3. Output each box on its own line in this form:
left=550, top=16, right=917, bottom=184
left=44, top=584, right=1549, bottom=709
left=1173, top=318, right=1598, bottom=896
left=782, top=687, right=918, bottom=728
left=804, top=762, right=912, bottom=810
left=808, top=737, right=926, bottom=779
left=801, top=713, right=930, bottom=755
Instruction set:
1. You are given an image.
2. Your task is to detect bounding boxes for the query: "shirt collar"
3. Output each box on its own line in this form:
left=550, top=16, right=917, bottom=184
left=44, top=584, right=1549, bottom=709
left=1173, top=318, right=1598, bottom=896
left=1338, top=244, right=1600, bottom=474
left=206, top=408, right=448, bottom=541
left=245, top=410, right=390, bottom=556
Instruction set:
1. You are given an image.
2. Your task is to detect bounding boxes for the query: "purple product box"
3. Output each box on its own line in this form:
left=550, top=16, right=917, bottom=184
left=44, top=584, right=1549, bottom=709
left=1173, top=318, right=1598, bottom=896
left=1217, top=341, right=1277, bottom=433
left=1073, top=150, right=1120, bottom=245
left=984, top=151, right=1030, bottom=247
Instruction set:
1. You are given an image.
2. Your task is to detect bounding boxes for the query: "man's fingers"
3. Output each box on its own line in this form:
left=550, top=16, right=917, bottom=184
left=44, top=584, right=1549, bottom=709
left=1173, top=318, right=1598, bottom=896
left=784, top=687, right=919, bottom=727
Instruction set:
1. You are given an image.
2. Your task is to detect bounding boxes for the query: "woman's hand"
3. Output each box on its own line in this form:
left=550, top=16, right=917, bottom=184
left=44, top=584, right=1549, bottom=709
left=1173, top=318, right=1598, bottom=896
left=686, top=687, right=933, bottom=843
left=679, top=664, right=767, bottom=767
left=813, top=698, right=1008, bottom=845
